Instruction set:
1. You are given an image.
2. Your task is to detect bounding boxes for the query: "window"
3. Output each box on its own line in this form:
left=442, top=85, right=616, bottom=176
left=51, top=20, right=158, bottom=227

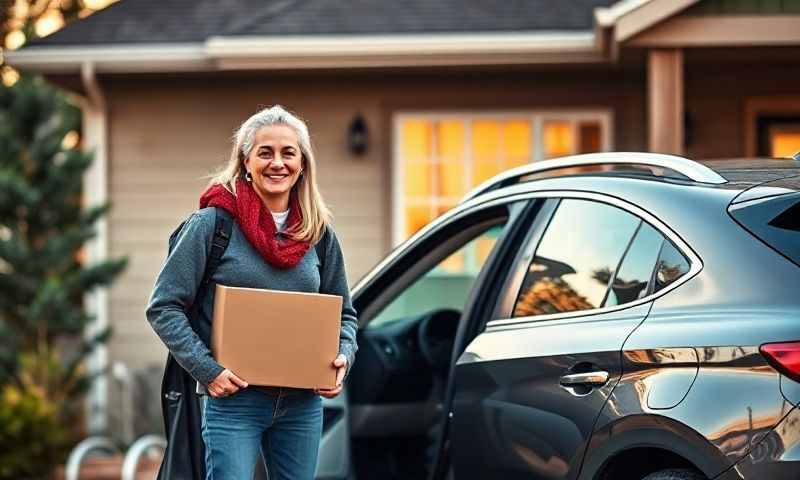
left=757, top=116, right=800, bottom=158
left=512, top=199, right=639, bottom=318
left=604, top=222, right=664, bottom=307
left=369, top=222, right=506, bottom=328
left=730, top=192, right=800, bottom=267
left=745, top=97, right=800, bottom=157
left=395, top=112, right=612, bottom=247
left=654, top=240, right=690, bottom=293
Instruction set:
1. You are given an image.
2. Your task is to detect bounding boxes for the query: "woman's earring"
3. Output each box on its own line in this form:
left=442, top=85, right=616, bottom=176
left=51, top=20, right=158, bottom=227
left=245, top=171, right=253, bottom=182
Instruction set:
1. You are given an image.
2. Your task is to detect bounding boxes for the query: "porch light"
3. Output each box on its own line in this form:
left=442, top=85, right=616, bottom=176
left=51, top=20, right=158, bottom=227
left=348, top=113, right=368, bottom=156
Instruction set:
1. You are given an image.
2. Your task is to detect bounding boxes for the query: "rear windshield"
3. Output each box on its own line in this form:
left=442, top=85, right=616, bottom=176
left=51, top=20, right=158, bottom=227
left=729, top=192, right=800, bottom=267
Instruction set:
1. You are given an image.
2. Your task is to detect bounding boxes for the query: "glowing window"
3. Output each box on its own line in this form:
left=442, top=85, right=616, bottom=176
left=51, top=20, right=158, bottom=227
left=395, top=112, right=611, bottom=272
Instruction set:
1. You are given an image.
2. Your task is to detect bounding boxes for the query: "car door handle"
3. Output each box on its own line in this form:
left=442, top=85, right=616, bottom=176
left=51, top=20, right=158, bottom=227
left=559, top=371, right=609, bottom=387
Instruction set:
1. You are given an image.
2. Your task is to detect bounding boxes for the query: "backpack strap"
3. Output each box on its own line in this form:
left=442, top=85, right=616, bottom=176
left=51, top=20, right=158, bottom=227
left=202, top=208, right=233, bottom=286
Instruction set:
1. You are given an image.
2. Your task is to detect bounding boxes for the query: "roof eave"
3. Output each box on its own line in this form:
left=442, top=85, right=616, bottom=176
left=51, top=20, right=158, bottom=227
left=593, top=0, right=702, bottom=43
left=6, top=32, right=606, bottom=74
left=4, top=43, right=211, bottom=74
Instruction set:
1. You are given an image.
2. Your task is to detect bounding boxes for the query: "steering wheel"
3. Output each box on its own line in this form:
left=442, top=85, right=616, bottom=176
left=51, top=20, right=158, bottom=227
left=417, top=308, right=461, bottom=375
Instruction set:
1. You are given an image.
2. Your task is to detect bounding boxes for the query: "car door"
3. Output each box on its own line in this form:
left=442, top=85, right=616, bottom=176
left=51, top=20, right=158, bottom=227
left=329, top=197, right=534, bottom=480
left=449, top=195, right=667, bottom=480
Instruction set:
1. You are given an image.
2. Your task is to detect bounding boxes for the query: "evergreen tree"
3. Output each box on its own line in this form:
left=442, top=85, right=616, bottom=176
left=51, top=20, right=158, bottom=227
left=0, top=74, right=126, bottom=476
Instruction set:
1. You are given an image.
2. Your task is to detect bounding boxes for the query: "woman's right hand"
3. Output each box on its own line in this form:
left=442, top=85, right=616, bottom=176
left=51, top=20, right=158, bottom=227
left=208, top=369, right=248, bottom=398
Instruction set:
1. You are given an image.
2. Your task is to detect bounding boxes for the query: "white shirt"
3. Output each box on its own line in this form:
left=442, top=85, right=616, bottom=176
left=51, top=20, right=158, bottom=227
left=271, top=209, right=290, bottom=232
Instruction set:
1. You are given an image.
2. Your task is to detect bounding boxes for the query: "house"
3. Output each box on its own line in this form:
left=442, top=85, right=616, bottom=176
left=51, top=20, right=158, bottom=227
left=8, top=0, right=800, bottom=434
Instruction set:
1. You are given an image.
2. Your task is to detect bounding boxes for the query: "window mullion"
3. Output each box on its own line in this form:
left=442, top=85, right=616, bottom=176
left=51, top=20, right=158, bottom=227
left=533, top=115, right=543, bottom=162
left=431, top=121, right=439, bottom=224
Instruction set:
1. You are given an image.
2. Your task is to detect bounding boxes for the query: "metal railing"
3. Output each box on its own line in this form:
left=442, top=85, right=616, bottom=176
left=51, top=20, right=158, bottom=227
left=66, top=360, right=167, bottom=479
left=65, top=437, right=121, bottom=480
left=121, top=434, right=167, bottom=480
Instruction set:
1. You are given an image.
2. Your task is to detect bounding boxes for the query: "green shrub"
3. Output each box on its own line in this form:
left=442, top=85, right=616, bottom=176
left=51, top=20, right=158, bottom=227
left=0, top=381, right=70, bottom=479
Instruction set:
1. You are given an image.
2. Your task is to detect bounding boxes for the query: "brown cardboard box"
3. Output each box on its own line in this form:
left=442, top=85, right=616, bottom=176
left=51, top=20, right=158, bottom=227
left=211, top=284, right=342, bottom=389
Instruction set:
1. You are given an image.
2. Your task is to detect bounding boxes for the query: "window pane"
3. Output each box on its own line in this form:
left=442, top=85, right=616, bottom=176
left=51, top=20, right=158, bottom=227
left=604, top=222, right=664, bottom=307
left=578, top=121, right=602, bottom=154
left=402, top=120, right=432, bottom=160
left=476, top=236, right=497, bottom=266
left=405, top=162, right=431, bottom=197
left=436, top=203, right=457, bottom=218
left=437, top=121, right=464, bottom=160
left=406, top=205, right=433, bottom=237
left=371, top=222, right=507, bottom=328
left=544, top=121, right=574, bottom=159
left=513, top=199, right=640, bottom=318
left=438, top=250, right=466, bottom=274
left=474, top=160, right=502, bottom=186
left=769, top=124, right=800, bottom=158
left=472, top=121, right=501, bottom=156
left=438, top=161, right=465, bottom=197
left=472, top=121, right=501, bottom=186
left=654, top=241, right=690, bottom=293
left=503, top=120, right=532, bottom=168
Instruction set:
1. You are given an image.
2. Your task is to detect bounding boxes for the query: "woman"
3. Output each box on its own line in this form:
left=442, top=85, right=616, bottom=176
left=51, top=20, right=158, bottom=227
left=146, top=105, right=358, bottom=479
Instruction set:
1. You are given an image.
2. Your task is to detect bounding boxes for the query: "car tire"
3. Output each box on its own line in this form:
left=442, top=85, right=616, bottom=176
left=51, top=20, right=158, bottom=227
left=642, top=469, right=705, bottom=480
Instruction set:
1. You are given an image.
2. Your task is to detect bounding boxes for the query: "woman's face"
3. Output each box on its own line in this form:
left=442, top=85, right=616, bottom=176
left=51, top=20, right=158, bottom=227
left=243, top=125, right=304, bottom=209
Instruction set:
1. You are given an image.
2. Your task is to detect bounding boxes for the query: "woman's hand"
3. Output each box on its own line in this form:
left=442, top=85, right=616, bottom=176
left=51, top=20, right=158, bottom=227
left=315, top=354, right=347, bottom=398
left=208, top=369, right=248, bottom=398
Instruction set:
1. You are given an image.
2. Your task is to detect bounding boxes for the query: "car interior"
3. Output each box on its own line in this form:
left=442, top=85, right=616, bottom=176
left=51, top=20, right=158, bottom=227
left=346, top=209, right=513, bottom=479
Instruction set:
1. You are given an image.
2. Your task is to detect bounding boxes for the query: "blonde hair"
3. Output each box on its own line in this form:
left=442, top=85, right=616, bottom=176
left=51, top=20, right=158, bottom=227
left=208, top=105, right=331, bottom=244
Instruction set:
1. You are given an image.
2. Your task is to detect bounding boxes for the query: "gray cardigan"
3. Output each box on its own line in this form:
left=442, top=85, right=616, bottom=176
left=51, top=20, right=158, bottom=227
left=145, top=207, right=358, bottom=392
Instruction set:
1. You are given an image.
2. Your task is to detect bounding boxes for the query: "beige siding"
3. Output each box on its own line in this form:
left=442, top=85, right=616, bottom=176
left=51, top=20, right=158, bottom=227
left=102, top=68, right=646, bottom=377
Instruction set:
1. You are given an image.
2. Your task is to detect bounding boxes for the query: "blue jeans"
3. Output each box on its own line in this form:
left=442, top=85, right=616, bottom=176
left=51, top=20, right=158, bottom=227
left=201, top=387, right=322, bottom=480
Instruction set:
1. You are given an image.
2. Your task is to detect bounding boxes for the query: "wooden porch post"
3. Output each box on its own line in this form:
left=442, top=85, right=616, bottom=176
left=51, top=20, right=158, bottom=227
left=648, top=48, right=684, bottom=155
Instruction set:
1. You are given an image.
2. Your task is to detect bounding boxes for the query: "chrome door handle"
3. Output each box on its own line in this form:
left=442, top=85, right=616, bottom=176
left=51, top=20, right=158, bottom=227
left=559, top=371, right=609, bottom=387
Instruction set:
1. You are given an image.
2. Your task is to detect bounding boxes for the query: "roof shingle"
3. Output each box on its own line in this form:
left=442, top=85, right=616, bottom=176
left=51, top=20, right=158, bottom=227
left=27, top=0, right=616, bottom=47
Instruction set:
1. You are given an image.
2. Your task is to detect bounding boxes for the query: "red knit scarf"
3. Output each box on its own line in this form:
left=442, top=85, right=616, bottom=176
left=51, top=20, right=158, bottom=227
left=199, top=178, right=310, bottom=269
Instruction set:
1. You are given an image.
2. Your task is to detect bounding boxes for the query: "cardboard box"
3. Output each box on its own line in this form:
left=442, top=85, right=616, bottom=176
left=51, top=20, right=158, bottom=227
left=211, top=284, right=342, bottom=389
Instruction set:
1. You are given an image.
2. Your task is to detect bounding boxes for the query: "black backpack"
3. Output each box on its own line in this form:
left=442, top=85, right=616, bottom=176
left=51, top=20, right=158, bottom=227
left=156, top=207, right=328, bottom=480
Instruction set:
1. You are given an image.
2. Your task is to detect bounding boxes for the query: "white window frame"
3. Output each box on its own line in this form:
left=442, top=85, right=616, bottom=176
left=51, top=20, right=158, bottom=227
left=391, top=109, right=614, bottom=247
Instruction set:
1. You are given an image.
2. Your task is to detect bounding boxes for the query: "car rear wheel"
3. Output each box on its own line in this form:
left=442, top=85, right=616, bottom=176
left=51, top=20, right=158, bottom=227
left=642, top=469, right=705, bottom=480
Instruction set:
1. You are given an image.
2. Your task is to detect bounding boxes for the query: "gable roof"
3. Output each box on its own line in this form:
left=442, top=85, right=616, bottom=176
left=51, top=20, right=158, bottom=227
left=28, top=0, right=616, bottom=47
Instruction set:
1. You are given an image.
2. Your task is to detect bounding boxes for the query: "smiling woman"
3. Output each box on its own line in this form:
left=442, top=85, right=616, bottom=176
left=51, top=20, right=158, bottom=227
left=146, top=105, right=358, bottom=480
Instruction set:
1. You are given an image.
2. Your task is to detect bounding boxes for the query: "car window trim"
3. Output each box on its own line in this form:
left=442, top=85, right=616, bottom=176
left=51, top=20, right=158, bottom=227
left=601, top=219, right=644, bottom=308
left=480, top=190, right=703, bottom=330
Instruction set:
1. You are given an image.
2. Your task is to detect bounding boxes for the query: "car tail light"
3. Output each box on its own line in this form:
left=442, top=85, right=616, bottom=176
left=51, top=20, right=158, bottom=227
left=760, top=342, right=800, bottom=383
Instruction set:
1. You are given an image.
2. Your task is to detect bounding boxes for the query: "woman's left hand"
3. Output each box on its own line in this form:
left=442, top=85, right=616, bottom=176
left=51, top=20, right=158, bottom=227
left=315, top=354, right=347, bottom=398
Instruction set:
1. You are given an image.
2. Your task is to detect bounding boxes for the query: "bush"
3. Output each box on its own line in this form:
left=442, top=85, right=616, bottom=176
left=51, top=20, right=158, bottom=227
left=0, top=377, right=70, bottom=479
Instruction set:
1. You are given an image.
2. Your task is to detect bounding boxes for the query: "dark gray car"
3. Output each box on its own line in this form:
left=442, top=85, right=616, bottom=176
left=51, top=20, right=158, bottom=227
left=314, top=153, right=800, bottom=480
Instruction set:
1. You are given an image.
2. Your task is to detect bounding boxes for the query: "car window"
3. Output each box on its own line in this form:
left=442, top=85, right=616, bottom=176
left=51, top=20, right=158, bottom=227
left=512, top=199, right=640, bottom=318
left=653, top=240, right=690, bottom=293
left=369, top=222, right=507, bottom=328
left=603, top=222, right=664, bottom=307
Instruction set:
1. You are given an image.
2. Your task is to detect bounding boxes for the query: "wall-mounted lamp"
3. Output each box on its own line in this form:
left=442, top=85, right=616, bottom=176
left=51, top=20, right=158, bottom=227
left=348, top=113, right=368, bottom=156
